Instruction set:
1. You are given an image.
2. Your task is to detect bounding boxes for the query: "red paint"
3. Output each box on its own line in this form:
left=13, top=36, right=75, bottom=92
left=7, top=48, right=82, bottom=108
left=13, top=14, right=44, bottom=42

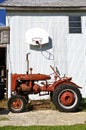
left=11, top=99, right=22, bottom=110
left=59, top=91, right=74, bottom=106
left=11, top=66, right=81, bottom=99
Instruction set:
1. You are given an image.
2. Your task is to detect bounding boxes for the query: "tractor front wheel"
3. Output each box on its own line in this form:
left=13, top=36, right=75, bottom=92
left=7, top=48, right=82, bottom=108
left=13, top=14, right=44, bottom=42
left=52, top=84, right=82, bottom=112
left=8, top=95, right=26, bottom=113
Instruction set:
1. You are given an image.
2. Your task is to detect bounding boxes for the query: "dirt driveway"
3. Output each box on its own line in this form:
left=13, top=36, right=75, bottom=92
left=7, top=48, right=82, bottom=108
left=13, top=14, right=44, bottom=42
left=0, top=109, right=86, bottom=126
left=0, top=99, right=86, bottom=126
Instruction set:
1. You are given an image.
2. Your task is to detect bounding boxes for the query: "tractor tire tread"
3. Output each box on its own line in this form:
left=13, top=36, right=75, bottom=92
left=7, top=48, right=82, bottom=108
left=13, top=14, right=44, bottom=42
left=52, top=84, right=82, bottom=112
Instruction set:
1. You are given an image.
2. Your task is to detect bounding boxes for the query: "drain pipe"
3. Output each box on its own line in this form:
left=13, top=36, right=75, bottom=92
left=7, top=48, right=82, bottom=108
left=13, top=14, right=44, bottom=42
left=26, top=52, right=31, bottom=74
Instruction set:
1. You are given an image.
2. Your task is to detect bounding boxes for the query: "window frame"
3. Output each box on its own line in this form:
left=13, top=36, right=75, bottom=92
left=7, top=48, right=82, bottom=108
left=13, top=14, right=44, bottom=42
left=69, top=15, right=82, bottom=34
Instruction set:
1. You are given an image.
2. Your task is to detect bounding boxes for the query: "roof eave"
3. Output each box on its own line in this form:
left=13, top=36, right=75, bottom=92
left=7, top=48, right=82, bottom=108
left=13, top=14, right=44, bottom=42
left=0, top=5, right=86, bottom=11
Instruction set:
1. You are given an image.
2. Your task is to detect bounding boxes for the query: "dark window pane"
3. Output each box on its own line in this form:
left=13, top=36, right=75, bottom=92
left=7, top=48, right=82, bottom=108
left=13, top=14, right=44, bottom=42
left=69, top=16, right=81, bottom=21
left=69, top=22, right=81, bottom=27
left=69, top=28, right=81, bottom=33
left=69, top=16, right=81, bottom=33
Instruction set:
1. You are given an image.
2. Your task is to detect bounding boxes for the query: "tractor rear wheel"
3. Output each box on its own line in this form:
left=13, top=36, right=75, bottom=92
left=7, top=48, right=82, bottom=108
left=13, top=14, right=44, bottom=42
left=52, top=84, right=82, bottom=112
left=8, top=95, right=26, bottom=113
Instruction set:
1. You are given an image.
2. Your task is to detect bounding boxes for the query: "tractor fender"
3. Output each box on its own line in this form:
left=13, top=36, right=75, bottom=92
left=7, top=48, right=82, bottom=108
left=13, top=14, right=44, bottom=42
left=52, top=80, right=82, bottom=91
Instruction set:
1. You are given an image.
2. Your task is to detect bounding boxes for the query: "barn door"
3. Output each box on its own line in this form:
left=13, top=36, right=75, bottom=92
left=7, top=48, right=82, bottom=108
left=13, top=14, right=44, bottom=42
left=0, top=47, right=7, bottom=100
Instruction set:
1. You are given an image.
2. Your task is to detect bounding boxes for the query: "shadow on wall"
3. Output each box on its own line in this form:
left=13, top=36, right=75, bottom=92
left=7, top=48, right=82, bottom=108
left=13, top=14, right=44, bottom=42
left=30, top=37, right=54, bottom=60
left=30, top=37, right=52, bottom=51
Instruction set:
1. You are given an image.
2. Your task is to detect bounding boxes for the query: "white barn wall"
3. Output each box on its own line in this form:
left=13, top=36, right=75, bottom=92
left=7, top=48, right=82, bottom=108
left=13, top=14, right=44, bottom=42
left=51, top=16, right=68, bottom=75
left=6, top=12, right=56, bottom=99
left=67, top=35, right=85, bottom=96
left=66, top=15, right=86, bottom=97
left=82, top=16, right=86, bottom=97
left=6, top=12, right=86, bottom=98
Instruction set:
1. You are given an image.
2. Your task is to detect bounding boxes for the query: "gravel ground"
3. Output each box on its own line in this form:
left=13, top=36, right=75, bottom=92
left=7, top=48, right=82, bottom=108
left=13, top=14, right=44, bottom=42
left=0, top=109, right=86, bottom=126
left=0, top=100, right=86, bottom=126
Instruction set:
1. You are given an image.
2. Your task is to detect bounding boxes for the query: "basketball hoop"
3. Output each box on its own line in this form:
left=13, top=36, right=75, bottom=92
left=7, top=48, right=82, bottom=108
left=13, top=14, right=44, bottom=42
left=25, top=28, right=49, bottom=45
left=32, top=37, right=42, bottom=45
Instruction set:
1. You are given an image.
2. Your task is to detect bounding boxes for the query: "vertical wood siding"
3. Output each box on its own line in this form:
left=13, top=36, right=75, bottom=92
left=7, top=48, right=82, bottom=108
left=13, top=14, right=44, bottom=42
left=6, top=12, right=86, bottom=98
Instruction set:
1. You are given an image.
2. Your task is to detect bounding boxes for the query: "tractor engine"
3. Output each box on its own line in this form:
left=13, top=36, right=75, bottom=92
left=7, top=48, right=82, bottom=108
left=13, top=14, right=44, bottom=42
left=11, top=73, right=51, bottom=95
left=16, top=80, right=33, bottom=95
left=16, top=80, right=40, bottom=95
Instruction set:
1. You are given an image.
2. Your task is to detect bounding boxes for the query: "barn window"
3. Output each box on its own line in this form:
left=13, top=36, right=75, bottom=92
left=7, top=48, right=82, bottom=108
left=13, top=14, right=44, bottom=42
left=69, top=16, right=81, bottom=33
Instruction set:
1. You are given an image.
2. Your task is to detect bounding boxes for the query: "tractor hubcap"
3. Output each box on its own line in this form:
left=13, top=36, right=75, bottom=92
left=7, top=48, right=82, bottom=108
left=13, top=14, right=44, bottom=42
left=11, top=99, right=23, bottom=110
left=60, top=91, right=75, bottom=106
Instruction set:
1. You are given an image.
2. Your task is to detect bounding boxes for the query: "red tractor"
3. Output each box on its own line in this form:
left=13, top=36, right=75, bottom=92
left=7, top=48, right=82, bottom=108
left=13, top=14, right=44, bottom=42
left=8, top=65, right=82, bottom=113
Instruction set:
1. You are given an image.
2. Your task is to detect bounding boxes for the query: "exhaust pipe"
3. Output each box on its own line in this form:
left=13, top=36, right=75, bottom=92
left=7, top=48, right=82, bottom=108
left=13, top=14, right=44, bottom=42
left=26, top=52, right=31, bottom=74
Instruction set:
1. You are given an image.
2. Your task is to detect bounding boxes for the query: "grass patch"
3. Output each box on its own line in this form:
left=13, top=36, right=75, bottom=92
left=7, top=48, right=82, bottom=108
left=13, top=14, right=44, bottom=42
left=29, top=99, right=56, bottom=110
left=0, top=125, right=86, bottom=130
left=1, top=98, right=86, bottom=111
left=79, top=98, right=86, bottom=111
